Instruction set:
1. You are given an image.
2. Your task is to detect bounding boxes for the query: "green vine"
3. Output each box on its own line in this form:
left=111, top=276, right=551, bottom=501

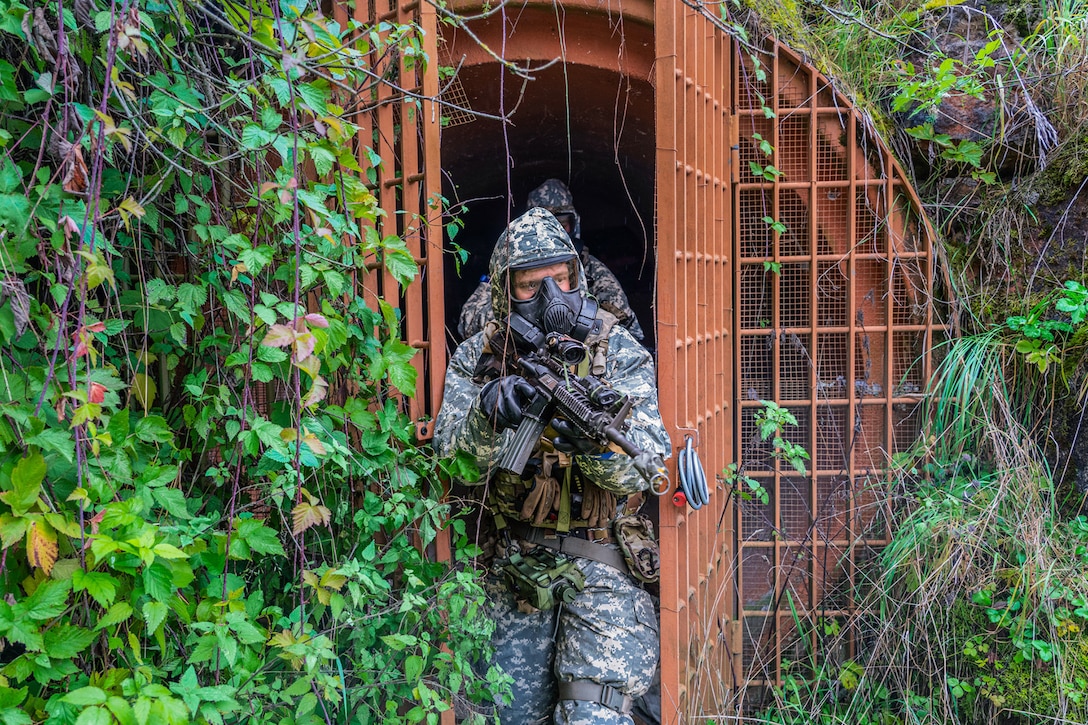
left=0, top=0, right=507, bottom=722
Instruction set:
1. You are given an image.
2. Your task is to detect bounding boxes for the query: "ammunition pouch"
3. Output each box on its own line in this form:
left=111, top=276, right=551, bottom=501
left=613, top=514, right=661, bottom=583
left=497, top=545, right=586, bottom=611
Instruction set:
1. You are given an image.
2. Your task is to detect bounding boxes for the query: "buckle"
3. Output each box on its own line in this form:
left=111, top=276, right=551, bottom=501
left=599, top=685, right=632, bottom=715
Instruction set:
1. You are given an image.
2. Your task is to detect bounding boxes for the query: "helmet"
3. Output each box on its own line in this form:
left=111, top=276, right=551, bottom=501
left=526, top=179, right=582, bottom=245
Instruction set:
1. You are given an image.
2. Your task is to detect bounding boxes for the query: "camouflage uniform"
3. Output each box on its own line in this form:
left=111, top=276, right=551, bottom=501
left=457, top=180, right=645, bottom=342
left=434, top=208, right=670, bottom=725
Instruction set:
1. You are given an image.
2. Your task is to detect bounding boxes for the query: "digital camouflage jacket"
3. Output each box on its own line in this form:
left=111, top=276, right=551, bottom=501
left=433, top=208, right=670, bottom=506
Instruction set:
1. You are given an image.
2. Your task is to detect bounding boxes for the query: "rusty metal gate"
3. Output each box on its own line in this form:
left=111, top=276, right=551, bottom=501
left=331, top=0, right=446, bottom=438
left=656, top=7, right=942, bottom=722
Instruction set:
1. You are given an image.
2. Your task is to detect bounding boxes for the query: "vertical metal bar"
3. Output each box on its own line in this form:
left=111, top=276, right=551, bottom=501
left=655, top=0, right=681, bottom=719
left=419, top=0, right=445, bottom=433
left=399, top=0, right=425, bottom=428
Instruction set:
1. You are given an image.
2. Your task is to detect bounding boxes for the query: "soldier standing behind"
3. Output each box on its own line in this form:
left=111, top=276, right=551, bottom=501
left=434, top=208, right=669, bottom=724
left=457, top=179, right=645, bottom=342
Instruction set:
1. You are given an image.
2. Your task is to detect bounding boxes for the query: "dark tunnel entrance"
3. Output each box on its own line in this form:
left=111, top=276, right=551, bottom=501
left=438, top=12, right=658, bottom=353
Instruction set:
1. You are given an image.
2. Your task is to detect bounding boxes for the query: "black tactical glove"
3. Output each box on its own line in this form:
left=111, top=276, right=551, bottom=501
left=551, top=418, right=600, bottom=454
left=479, top=376, right=535, bottom=430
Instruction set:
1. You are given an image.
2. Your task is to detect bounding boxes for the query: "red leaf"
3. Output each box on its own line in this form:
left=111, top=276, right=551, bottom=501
left=262, top=324, right=296, bottom=348
left=88, top=382, right=107, bottom=404
left=303, top=313, right=329, bottom=328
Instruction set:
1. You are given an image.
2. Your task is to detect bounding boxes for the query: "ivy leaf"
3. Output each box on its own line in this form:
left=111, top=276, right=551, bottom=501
left=291, top=501, right=331, bottom=535
left=26, top=520, right=58, bottom=575
left=1, top=452, right=45, bottom=515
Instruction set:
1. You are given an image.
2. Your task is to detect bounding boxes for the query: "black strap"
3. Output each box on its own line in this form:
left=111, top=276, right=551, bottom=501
left=507, top=520, right=629, bottom=575
left=557, top=680, right=633, bottom=716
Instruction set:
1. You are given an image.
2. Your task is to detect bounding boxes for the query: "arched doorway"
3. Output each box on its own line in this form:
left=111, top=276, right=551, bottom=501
left=437, top=1, right=659, bottom=351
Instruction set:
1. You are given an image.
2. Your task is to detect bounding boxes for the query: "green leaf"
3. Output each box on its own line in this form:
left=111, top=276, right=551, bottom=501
left=1, top=452, right=45, bottom=514
left=143, top=561, right=174, bottom=601
left=383, top=247, right=418, bottom=287
left=296, top=82, right=328, bottom=113
left=0, top=194, right=30, bottom=232
left=0, top=158, right=22, bottom=193
left=26, top=427, right=76, bottom=464
left=0, top=688, right=25, bottom=711
left=143, top=601, right=169, bottom=634
left=221, top=289, right=250, bottom=322
left=63, top=687, right=107, bottom=706
left=105, top=697, right=138, bottom=725
left=176, top=283, right=208, bottom=313
left=238, top=519, right=286, bottom=557
left=43, top=625, right=95, bottom=658
left=380, top=633, right=417, bottom=651
left=0, top=514, right=28, bottom=548
left=22, top=578, right=69, bottom=620
left=135, top=416, right=174, bottom=444
left=152, top=488, right=192, bottom=519
left=309, top=145, right=336, bottom=177
left=241, top=124, right=275, bottom=149
left=74, top=705, right=111, bottom=725
left=95, top=601, right=134, bottom=631
left=405, top=654, right=423, bottom=682
left=73, top=570, right=118, bottom=607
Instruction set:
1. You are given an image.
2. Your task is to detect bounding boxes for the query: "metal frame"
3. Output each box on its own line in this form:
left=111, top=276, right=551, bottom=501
left=656, top=8, right=942, bottom=721
left=332, top=0, right=445, bottom=439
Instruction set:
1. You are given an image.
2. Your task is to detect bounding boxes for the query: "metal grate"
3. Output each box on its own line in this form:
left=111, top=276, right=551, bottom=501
left=656, top=19, right=944, bottom=719
left=727, top=37, right=943, bottom=703
left=439, top=74, right=477, bottom=128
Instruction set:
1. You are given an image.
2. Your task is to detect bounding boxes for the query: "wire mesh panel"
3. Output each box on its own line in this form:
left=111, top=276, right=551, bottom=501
left=728, top=37, right=942, bottom=706
left=331, top=0, right=444, bottom=438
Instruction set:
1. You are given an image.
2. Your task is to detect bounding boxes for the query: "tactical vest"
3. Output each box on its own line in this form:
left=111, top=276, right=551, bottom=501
left=474, top=311, right=622, bottom=537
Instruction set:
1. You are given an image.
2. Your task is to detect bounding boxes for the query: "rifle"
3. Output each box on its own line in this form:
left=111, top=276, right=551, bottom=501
left=489, top=313, right=670, bottom=496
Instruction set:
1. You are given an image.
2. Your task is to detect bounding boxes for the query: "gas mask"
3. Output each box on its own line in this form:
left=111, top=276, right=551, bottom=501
left=509, top=275, right=601, bottom=342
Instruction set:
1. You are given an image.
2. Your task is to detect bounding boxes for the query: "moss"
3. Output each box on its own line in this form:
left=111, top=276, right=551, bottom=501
left=946, top=599, right=1088, bottom=723
left=1029, top=133, right=1088, bottom=207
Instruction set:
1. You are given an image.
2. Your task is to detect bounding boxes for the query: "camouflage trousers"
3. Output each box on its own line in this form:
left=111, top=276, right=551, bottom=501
left=485, top=555, right=659, bottom=725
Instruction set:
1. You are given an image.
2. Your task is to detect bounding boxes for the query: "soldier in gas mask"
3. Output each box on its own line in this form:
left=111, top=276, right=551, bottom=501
left=457, top=179, right=645, bottom=342
left=434, top=208, right=669, bottom=724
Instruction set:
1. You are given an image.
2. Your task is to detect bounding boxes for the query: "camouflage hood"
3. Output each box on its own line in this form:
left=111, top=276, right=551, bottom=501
left=489, top=207, right=587, bottom=320
left=527, top=178, right=581, bottom=243
left=527, top=178, right=576, bottom=216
